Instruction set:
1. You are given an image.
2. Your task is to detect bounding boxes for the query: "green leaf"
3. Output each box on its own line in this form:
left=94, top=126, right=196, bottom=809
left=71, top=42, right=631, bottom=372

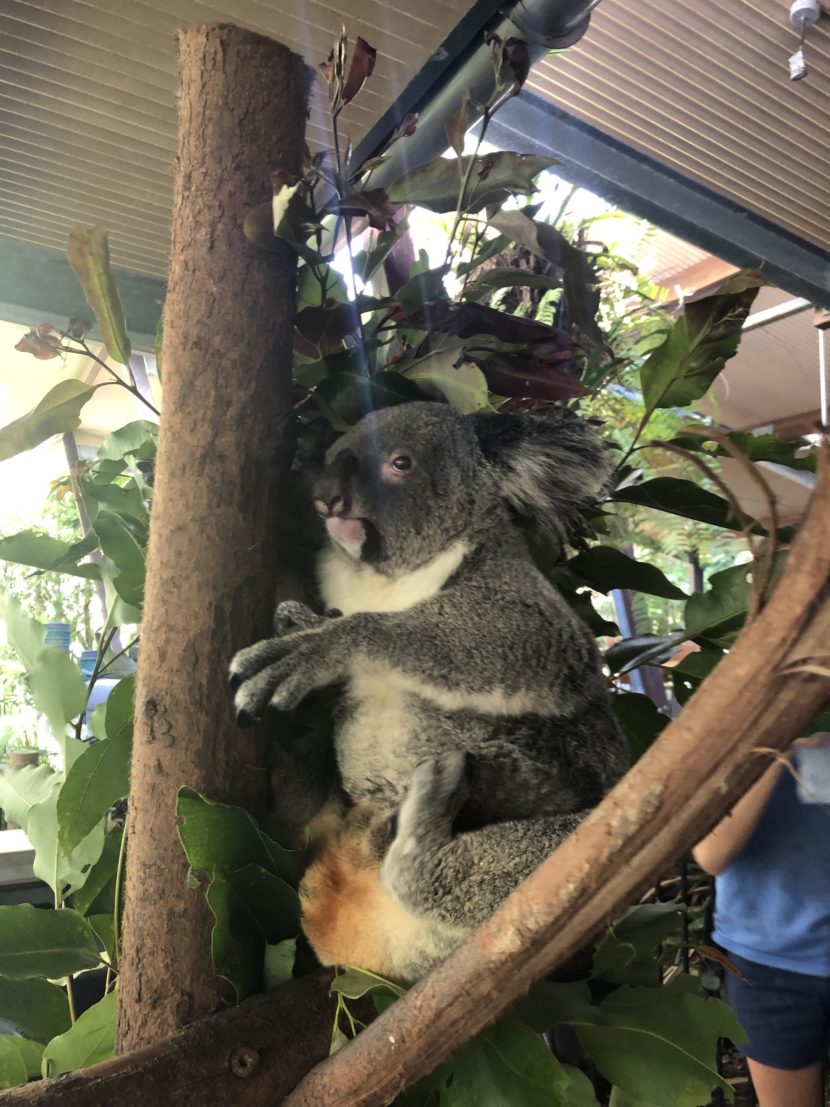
left=91, top=510, right=145, bottom=608
left=41, top=989, right=117, bottom=1078
left=567, top=547, right=687, bottom=600
left=0, top=764, right=59, bottom=833
left=72, top=827, right=122, bottom=917
left=463, top=268, right=564, bottom=301
left=0, top=1037, right=27, bottom=1090
left=98, top=420, right=158, bottom=461
left=87, top=913, right=117, bottom=965
left=592, top=903, right=685, bottom=986
left=205, top=872, right=265, bottom=1001
left=684, top=560, right=770, bottom=642
left=0, top=381, right=99, bottom=462
left=604, top=633, right=684, bottom=675
left=394, top=264, right=450, bottom=316
left=0, top=530, right=100, bottom=580
left=489, top=209, right=602, bottom=345
left=0, top=978, right=70, bottom=1043
left=264, top=938, right=297, bottom=991
left=386, top=152, right=555, bottom=213
left=0, top=1036, right=44, bottom=1082
left=66, top=226, right=131, bottom=365
left=100, top=675, right=135, bottom=741
left=639, top=270, right=762, bottom=414
left=612, top=693, right=669, bottom=762
left=0, top=906, right=101, bottom=979
left=562, top=1065, right=601, bottom=1107
left=404, top=354, right=490, bottom=414
left=331, top=967, right=405, bottom=1000
left=313, top=370, right=429, bottom=431
left=27, top=791, right=106, bottom=898
left=57, top=725, right=131, bottom=853
left=176, top=788, right=305, bottom=886
left=613, top=477, right=750, bottom=532
left=442, top=1016, right=570, bottom=1107
left=669, top=429, right=817, bottom=474
left=572, top=984, right=742, bottom=1107
left=0, top=591, right=87, bottom=742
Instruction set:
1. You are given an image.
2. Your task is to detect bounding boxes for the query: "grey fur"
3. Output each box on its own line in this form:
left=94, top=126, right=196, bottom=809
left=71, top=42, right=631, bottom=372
left=230, top=401, right=628, bottom=968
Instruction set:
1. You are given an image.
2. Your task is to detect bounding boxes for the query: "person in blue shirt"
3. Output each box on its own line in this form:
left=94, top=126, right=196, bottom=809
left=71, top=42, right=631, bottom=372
left=693, top=741, right=830, bottom=1107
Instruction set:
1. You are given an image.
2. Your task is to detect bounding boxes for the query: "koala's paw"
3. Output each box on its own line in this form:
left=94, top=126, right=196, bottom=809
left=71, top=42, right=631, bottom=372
left=388, top=751, right=470, bottom=855
left=229, top=632, right=327, bottom=724
left=274, top=600, right=324, bottom=636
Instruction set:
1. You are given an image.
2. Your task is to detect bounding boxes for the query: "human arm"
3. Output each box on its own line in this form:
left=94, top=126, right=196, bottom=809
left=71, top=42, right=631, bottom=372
left=691, top=757, right=786, bottom=876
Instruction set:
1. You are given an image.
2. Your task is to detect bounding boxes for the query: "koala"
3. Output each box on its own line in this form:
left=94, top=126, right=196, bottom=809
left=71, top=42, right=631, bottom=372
left=230, top=401, right=629, bottom=982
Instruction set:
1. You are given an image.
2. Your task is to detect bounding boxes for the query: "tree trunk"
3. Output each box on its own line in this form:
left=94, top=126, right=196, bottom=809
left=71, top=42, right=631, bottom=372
left=117, top=24, right=308, bottom=1052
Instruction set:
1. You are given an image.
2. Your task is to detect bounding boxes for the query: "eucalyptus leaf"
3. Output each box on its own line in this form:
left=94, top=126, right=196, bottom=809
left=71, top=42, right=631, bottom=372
left=0, top=381, right=98, bottom=462
left=313, top=371, right=429, bottom=430
left=611, top=693, right=669, bottom=762
left=66, top=225, right=131, bottom=365
left=442, top=1016, right=570, bottom=1107
left=176, top=788, right=305, bottom=886
left=639, top=270, right=762, bottom=414
left=98, top=420, right=158, bottom=461
left=0, top=1035, right=44, bottom=1082
left=0, top=905, right=101, bottom=979
left=72, top=827, right=122, bottom=917
left=404, top=354, right=490, bottom=414
left=604, top=633, right=684, bottom=675
left=0, top=591, right=87, bottom=742
left=592, top=903, right=685, bottom=986
left=572, top=985, right=742, bottom=1107
left=684, top=562, right=753, bottom=641
left=264, top=938, right=297, bottom=991
left=331, top=967, right=405, bottom=1000
left=27, top=794, right=106, bottom=898
left=0, top=764, right=59, bottom=833
left=0, top=530, right=100, bottom=580
left=57, top=725, right=131, bottom=853
left=0, top=978, right=70, bottom=1045
left=386, top=152, right=555, bottom=213
left=91, top=510, right=145, bottom=607
left=612, top=477, right=752, bottom=532
left=41, top=989, right=117, bottom=1078
left=567, top=547, right=687, bottom=600
left=0, top=1038, right=27, bottom=1091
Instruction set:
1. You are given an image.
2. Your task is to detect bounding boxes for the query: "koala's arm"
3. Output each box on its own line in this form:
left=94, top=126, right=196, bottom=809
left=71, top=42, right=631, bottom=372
left=230, top=573, right=600, bottom=721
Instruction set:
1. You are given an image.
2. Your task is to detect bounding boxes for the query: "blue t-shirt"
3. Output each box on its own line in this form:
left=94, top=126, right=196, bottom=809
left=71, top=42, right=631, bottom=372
left=712, top=755, right=830, bottom=976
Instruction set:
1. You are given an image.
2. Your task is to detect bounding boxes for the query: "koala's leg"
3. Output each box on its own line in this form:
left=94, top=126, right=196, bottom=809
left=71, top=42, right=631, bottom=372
left=380, top=753, right=583, bottom=930
left=266, top=727, right=339, bottom=829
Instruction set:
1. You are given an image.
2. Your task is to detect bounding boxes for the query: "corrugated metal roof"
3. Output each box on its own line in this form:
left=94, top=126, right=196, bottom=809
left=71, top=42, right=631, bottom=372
left=0, top=0, right=471, bottom=276
left=527, top=0, right=830, bottom=251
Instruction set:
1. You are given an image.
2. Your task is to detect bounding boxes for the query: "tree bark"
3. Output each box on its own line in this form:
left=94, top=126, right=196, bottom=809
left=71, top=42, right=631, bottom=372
left=117, top=24, right=308, bottom=1052
left=283, top=448, right=830, bottom=1107
left=0, top=976, right=333, bottom=1106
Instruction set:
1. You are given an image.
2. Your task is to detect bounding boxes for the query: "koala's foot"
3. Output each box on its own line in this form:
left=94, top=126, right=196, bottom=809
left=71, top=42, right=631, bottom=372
left=380, top=751, right=470, bottom=905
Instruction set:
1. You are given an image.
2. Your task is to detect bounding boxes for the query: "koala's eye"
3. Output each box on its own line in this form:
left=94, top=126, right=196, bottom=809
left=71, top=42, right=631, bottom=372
left=391, top=455, right=412, bottom=472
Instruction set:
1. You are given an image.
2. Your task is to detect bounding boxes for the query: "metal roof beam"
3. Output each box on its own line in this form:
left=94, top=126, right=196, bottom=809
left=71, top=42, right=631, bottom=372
left=486, top=94, right=830, bottom=308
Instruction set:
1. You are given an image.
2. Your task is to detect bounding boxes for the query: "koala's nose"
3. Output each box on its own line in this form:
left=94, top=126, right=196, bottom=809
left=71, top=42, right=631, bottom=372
left=312, top=449, right=358, bottom=518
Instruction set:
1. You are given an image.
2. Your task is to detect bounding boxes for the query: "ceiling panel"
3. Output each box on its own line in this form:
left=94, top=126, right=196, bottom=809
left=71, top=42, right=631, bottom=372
left=527, top=0, right=830, bottom=251
left=0, top=0, right=471, bottom=276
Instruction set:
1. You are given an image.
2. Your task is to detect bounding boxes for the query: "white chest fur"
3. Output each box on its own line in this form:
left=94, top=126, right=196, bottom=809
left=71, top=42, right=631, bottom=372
left=318, top=540, right=469, bottom=615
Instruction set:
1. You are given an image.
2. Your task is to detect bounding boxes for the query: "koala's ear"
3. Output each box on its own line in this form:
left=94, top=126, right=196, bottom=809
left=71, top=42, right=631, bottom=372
left=470, top=405, right=613, bottom=548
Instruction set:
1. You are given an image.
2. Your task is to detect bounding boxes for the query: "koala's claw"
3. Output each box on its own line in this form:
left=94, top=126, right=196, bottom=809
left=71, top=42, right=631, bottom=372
left=236, top=707, right=255, bottom=729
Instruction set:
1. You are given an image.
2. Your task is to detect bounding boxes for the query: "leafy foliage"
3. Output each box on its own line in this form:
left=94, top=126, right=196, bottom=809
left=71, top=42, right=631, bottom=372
left=0, top=22, right=818, bottom=1102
